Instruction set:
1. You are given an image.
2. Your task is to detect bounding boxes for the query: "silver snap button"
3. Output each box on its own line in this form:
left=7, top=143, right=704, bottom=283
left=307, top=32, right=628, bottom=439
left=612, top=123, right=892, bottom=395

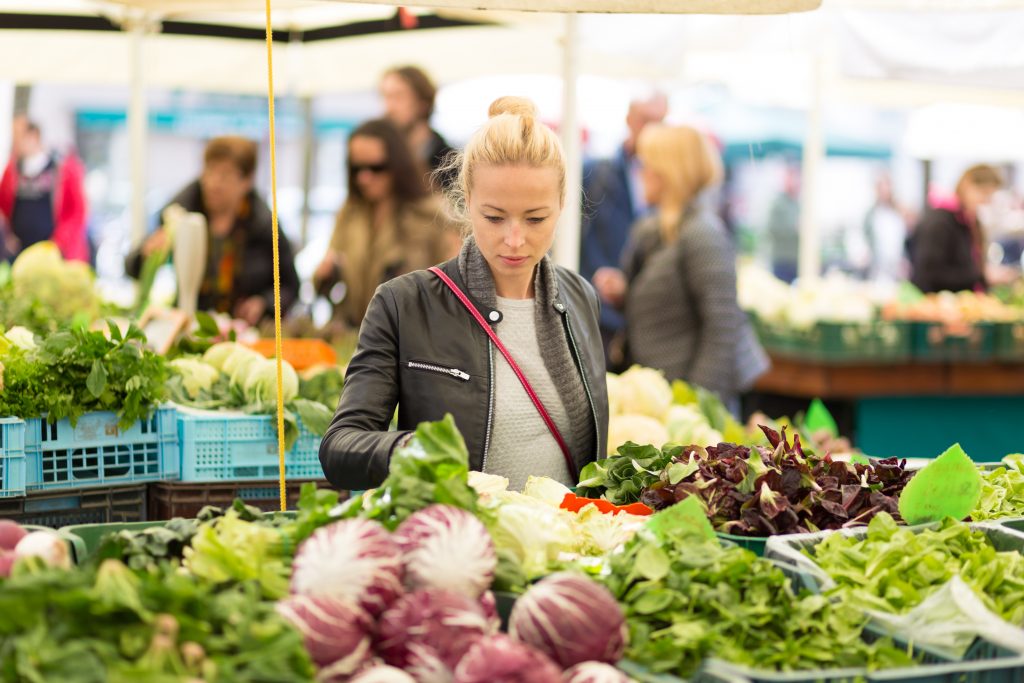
left=554, top=303, right=565, bottom=312
left=488, top=311, right=500, bottom=322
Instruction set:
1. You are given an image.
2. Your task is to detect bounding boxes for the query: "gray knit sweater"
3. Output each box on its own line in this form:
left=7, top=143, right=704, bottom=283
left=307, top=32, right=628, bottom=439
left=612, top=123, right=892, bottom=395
left=457, top=237, right=595, bottom=477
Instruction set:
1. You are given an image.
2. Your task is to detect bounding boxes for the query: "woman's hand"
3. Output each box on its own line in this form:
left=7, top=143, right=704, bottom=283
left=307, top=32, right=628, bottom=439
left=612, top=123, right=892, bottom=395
left=314, top=253, right=338, bottom=291
left=141, top=229, right=170, bottom=258
left=234, top=296, right=268, bottom=325
left=593, top=267, right=627, bottom=307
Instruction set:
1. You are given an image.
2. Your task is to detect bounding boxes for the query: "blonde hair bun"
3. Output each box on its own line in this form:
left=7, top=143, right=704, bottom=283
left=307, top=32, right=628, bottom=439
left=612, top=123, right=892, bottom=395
left=488, top=96, right=538, bottom=119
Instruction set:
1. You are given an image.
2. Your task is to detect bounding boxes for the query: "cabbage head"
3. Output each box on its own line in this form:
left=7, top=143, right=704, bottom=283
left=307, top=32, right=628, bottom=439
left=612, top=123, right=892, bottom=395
left=4, top=326, right=36, bottom=351
left=610, top=365, right=672, bottom=420
left=607, top=414, right=669, bottom=455
left=243, top=358, right=299, bottom=405
left=169, top=357, right=221, bottom=399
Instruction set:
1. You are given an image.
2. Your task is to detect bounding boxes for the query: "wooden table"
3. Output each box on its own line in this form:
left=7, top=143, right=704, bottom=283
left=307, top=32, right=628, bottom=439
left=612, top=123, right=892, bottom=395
left=752, top=355, right=1024, bottom=460
left=755, top=356, right=1024, bottom=398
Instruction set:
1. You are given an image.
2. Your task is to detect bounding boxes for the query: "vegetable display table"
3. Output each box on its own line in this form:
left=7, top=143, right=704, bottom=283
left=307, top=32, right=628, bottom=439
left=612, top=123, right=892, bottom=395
left=753, top=355, right=1024, bottom=460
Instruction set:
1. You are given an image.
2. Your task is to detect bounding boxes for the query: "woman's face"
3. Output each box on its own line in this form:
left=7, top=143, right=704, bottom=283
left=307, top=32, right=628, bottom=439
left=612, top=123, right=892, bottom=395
left=380, top=73, right=424, bottom=130
left=349, top=135, right=393, bottom=204
left=640, top=162, right=665, bottom=206
left=468, top=164, right=562, bottom=293
left=200, top=159, right=252, bottom=216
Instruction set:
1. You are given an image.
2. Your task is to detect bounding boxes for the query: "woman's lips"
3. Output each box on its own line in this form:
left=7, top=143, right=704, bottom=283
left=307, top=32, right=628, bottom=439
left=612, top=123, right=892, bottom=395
left=499, top=256, right=528, bottom=266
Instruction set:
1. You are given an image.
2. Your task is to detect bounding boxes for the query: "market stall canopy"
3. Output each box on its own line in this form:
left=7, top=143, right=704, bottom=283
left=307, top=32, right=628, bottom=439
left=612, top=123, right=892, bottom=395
left=0, top=2, right=685, bottom=95
left=331, top=0, right=820, bottom=12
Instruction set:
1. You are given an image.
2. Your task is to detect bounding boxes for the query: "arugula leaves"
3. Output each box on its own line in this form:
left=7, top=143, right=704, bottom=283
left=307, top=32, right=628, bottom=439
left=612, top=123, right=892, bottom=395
left=810, top=513, right=1024, bottom=625
left=0, top=323, right=168, bottom=429
left=604, top=527, right=917, bottom=677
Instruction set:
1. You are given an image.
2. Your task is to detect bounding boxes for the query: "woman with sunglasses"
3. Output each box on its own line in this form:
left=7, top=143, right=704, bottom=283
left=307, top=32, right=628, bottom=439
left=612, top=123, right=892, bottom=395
left=314, top=118, right=458, bottom=328
left=319, top=97, right=608, bottom=491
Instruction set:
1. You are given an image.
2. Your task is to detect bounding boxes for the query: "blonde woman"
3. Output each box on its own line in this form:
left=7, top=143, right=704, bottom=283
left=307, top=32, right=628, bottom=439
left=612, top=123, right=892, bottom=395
left=320, top=97, right=608, bottom=491
left=594, top=124, right=767, bottom=411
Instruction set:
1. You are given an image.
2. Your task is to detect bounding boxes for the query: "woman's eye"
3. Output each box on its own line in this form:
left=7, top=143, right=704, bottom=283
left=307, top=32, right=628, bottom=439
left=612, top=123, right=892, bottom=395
left=527, top=217, right=548, bottom=225
left=484, top=215, right=503, bottom=224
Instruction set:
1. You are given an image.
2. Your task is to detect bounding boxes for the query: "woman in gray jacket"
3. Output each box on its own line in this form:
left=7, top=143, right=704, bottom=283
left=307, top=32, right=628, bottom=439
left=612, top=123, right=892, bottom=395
left=594, top=124, right=768, bottom=413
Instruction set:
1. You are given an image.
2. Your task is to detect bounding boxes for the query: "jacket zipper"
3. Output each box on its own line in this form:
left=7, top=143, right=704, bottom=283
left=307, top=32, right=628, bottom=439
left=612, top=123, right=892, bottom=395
left=481, top=341, right=495, bottom=470
left=407, top=361, right=470, bottom=381
left=561, top=310, right=601, bottom=463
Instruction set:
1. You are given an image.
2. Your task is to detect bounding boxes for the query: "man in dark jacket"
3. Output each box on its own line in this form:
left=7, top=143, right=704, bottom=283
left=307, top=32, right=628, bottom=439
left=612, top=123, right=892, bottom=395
left=127, top=136, right=299, bottom=324
left=580, top=93, right=667, bottom=369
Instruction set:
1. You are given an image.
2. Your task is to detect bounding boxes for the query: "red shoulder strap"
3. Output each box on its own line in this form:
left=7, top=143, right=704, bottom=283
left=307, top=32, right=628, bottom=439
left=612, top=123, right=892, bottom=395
left=429, top=266, right=575, bottom=479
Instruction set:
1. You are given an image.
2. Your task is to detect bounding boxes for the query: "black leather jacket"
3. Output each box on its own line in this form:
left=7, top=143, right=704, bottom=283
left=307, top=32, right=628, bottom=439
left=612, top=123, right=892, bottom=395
left=319, top=258, right=609, bottom=491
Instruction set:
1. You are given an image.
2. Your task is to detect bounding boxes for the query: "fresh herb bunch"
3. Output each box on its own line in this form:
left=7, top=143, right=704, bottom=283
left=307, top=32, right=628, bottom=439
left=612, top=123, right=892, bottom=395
left=0, top=322, right=168, bottom=429
left=603, top=527, right=917, bottom=677
left=809, top=513, right=1024, bottom=624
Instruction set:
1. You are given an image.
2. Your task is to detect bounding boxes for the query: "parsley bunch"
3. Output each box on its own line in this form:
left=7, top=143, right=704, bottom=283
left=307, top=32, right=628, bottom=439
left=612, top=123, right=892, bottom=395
left=0, top=322, right=168, bottom=428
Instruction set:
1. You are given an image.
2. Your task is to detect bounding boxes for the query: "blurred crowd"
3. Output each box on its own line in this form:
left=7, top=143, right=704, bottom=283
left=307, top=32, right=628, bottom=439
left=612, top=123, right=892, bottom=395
left=2, top=64, right=1021, bottom=407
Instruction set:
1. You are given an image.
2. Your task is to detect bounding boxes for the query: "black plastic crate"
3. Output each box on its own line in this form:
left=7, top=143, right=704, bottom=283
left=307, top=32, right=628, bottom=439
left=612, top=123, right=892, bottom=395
left=0, top=483, right=147, bottom=527
left=147, top=479, right=337, bottom=520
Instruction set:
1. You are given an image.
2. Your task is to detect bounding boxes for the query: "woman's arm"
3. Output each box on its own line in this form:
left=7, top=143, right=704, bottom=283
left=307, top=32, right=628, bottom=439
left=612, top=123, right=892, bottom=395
left=318, top=284, right=410, bottom=490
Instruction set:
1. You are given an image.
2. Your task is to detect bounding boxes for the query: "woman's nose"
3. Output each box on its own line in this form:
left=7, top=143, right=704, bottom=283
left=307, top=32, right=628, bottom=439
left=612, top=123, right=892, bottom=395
left=504, top=222, right=525, bottom=248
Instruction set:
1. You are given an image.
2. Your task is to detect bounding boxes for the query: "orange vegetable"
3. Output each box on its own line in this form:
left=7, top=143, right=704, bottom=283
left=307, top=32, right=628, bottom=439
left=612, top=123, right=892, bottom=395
left=559, top=493, right=653, bottom=516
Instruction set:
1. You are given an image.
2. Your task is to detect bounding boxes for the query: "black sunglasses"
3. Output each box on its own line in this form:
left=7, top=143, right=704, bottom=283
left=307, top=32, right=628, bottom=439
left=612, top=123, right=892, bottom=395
left=349, top=162, right=390, bottom=175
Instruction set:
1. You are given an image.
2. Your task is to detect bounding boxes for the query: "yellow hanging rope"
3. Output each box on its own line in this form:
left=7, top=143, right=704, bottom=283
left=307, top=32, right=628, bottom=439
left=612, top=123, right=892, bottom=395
left=264, top=0, right=288, bottom=512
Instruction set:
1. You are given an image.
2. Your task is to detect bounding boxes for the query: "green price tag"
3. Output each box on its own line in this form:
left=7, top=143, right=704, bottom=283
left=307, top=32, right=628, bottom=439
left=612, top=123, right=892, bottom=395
left=804, top=398, right=839, bottom=439
left=646, top=495, right=717, bottom=544
left=898, top=443, right=982, bottom=525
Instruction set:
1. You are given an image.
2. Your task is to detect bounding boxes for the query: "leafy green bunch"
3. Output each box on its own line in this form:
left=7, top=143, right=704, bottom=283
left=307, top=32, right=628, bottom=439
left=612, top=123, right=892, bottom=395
left=810, top=513, right=1024, bottom=624
left=0, top=323, right=168, bottom=429
left=0, top=560, right=314, bottom=682
left=603, top=527, right=917, bottom=677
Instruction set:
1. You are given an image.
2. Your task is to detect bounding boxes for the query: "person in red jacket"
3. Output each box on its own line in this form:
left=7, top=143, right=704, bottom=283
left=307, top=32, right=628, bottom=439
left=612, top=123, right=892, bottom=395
left=0, top=116, right=89, bottom=262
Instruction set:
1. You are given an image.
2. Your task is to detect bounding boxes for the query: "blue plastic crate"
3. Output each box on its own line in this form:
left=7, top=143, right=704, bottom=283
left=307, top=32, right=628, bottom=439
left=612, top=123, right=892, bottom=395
left=24, top=407, right=178, bottom=491
left=176, top=411, right=323, bottom=482
left=0, top=417, right=26, bottom=497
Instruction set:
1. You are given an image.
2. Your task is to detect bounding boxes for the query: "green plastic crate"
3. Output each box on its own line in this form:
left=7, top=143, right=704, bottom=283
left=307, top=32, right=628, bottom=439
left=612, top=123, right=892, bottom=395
left=60, top=511, right=298, bottom=565
left=715, top=532, right=769, bottom=556
left=809, top=321, right=912, bottom=364
left=992, top=322, right=1024, bottom=361
left=59, top=520, right=165, bottom=565
left=751, top=317, right=814, bottom=358
left=619, top=659, right=752, bottom=683
left=911, top=322, right=995, bottom=362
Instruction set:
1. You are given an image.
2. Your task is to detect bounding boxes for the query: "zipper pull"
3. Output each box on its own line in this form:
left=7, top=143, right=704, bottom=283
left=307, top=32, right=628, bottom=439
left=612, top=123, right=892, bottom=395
left=449, top=368, right=470, bottom=380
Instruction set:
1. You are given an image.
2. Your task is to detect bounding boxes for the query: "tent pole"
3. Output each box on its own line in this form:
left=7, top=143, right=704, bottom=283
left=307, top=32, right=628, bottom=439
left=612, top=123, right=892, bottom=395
left=127, top=14, right=150, bottom=248
left=798, top=55, right=824, bottom=283
left=554, top=11, right=582, bottom=272
left=300, top=96, right=314, bottom=248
